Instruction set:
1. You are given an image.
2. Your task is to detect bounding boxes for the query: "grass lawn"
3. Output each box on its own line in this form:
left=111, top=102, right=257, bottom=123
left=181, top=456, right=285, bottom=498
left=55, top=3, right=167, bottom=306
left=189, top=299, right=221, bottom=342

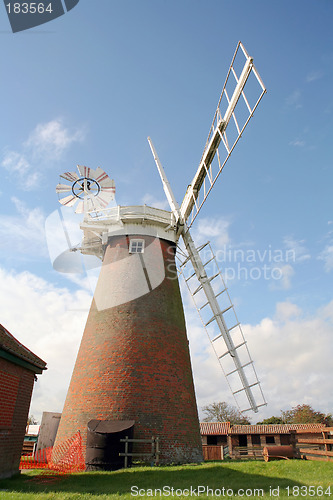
left=0, top=460, right=332, bottom=499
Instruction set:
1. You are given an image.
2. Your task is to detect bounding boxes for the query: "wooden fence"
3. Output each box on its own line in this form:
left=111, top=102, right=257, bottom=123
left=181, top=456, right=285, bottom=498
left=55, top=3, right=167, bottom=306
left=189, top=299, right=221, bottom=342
left=232, top=446, right=264, bottom=460
left=202, top=446, right=224, bottom=461
left=119, top=436, right=160, bottom=468
left=297, top=427, right=333, bottom=462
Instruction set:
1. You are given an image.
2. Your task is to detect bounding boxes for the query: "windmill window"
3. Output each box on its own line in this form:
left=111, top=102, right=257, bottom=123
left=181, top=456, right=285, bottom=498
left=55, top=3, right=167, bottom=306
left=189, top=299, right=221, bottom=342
left=129, top=239, right=145, bottom=254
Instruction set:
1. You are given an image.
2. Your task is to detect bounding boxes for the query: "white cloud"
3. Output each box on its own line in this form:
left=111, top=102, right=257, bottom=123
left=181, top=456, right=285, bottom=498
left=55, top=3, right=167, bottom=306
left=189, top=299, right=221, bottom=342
left=274, top=301, right=301, bottom=321
left=269, top=264, right=295, bottom=290
left=193, top=216, right=231, bottom=248
left=187, top=297, right=333, bottom=422
left=306, top=71, right=324, bottom=83
left=1, top=118, right=86, bottom=190
left=317, top=222, right=333, bottom=272
left=283, top=236, right=311, bottom=263
left=321, top=301, right=333, bottom=322
left=1, top=150, right=30, bottom=174
left=285, top=90, right=302, bottom=110
left=318, top=245, right=333, bottom=272
left=0, top=267, right=92, bottom=421
left=141, top=193, right=169, bottom=210
left=25, top=119, right=86, bottom=161
left=289, top=139, right=305, bottom=147
left=243, top=301, right=333, bottom=416
left=0, top=198, right=47, bottom=258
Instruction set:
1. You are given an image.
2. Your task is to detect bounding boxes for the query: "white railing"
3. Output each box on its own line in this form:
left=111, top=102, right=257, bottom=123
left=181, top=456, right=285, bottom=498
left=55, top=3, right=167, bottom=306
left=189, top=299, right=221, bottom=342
left=86, top=205, right=175, bottom=227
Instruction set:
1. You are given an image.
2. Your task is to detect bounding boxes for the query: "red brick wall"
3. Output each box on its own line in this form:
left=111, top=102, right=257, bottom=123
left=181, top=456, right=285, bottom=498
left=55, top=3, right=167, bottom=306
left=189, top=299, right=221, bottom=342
left=0, top=358, right=35, bottom=479
left=55, top=235, right=203, bottom=464
left=0, top=370, right=20, bottom=427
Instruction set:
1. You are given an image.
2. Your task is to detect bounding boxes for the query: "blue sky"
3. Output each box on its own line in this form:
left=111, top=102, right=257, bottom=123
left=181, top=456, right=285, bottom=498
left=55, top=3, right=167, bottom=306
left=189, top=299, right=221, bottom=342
left=0, top=0, right=332, bottom=423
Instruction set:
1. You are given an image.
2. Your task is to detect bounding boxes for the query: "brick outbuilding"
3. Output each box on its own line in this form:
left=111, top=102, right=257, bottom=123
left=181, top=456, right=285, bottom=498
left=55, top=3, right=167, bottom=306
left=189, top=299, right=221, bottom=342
left=200, top=422, right=326, bottom=460
left=0, top=324, right=46, bottom=479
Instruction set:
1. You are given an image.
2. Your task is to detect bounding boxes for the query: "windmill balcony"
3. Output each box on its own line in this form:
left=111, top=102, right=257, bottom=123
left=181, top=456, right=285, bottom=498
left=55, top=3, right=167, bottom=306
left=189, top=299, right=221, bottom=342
left=80, top=205, right=178, bottom=258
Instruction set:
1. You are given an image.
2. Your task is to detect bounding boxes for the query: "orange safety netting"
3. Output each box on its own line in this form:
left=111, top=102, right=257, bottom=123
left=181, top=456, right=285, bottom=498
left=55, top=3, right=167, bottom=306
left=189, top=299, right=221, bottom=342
left=20, top=431, right=85, bottom=474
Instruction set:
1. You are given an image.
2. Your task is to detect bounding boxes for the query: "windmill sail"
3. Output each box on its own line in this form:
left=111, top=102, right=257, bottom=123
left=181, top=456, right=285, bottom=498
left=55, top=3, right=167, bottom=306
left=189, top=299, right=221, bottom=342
left=178, top=241, right=266, bottom=413
left=180, top=41, right=266, bottom=227
left=148, top=135, right=266, bottom=414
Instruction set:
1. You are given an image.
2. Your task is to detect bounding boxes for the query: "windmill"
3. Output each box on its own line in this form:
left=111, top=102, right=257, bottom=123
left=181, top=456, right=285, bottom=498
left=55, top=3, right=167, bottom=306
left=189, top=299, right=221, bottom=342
left=53, top=41, right=266, bottom=466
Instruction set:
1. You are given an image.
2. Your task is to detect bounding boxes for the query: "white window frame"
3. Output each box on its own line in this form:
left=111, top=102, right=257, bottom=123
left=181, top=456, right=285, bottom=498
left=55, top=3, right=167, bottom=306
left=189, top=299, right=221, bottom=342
left=129, top=238, right=145, bottom=254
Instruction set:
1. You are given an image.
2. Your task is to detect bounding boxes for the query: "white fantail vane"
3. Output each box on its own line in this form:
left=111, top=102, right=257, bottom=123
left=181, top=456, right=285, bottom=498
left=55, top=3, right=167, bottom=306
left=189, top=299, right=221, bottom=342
left=56, top=165, right=115, bottom=215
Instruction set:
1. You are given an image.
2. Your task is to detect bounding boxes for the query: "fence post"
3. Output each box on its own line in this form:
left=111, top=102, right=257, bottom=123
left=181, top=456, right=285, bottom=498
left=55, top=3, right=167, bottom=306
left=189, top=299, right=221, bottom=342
left=119, top=436, right=161, bottom=466
left=322, top=429, right=329, bottom=455
left=151, top=436, right=155, bottom=465
left=155, top=437, right=160, bottom=465
left=290, top=431, right=299, bottom=459
left=124, top=436, right=128, bottom=468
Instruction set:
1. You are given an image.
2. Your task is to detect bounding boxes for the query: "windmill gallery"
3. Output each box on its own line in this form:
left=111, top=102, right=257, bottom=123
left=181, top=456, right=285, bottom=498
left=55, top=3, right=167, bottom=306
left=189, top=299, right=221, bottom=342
left=51, top=42, right=267, bottom=467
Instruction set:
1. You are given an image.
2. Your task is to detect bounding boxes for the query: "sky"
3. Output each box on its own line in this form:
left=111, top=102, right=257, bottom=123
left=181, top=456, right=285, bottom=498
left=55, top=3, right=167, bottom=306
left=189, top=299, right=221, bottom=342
left=0, top=0, right=332, bottom=424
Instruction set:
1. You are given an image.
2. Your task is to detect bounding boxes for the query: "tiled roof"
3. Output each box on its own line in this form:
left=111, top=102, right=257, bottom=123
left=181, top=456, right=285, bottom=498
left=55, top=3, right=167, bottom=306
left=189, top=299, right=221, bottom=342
left=200, top=422, right=231, bottom=435
left=230, top=423, right=325, bottom=434
left=200, top=422, right=325, bottom=436
left=0, top=324, right=46, bottom=371
left=294, top=424, right=326, bottom=433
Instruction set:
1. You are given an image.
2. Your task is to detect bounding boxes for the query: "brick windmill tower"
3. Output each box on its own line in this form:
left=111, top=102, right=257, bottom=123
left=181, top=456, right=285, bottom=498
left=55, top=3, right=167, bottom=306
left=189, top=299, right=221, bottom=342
left=53, top=42, right=266, bottom=465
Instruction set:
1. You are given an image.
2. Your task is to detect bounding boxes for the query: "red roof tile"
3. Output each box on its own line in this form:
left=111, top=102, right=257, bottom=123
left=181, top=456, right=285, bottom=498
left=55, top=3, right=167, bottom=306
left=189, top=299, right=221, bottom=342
left=200, top=422, right=325, bottom=436
left=231, top=423, right=325, bottom=434
left=200, top=422, right=231, bottom=435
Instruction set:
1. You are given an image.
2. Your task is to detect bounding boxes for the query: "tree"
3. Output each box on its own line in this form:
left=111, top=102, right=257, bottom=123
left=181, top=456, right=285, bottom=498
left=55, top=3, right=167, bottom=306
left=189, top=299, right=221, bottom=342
left=281, top=404, right=331, bottom=425
left=202, top=402, right=251, bottom=425
left=256, top=416, right=283, bottom=425
left=27, top=415, right=38, bottom=425
left=322, top=413, right=333, bottom=427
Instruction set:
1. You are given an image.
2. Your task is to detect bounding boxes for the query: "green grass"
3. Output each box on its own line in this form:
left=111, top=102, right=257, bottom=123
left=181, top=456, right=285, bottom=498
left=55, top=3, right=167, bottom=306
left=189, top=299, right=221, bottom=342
left=0, top=461, right=332, bottom=499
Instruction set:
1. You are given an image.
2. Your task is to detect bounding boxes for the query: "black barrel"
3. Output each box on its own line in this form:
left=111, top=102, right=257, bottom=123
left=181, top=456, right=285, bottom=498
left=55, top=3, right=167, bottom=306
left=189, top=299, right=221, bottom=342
left=85, top=420, right=135, bottom=471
